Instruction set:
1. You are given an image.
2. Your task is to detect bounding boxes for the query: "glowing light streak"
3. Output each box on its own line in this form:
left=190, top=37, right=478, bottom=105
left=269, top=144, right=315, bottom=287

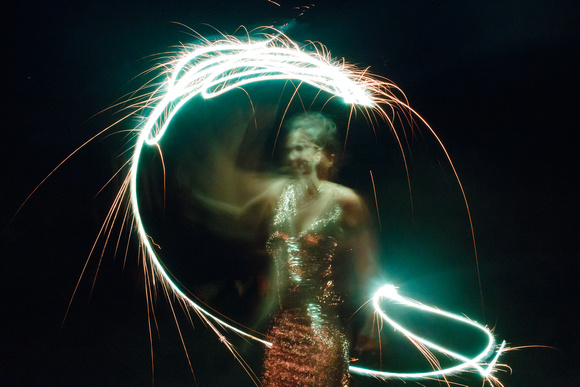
left=116, top=29, right=504, bottom=384
left=349, top=285, right=506, bottom=380
left=141, top=38, right=374, bottom=146
left=128, top=31, right=384, bottom=352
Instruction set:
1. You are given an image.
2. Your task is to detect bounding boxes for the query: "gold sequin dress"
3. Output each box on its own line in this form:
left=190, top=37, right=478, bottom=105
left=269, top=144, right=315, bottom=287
left=262, top=181, right=350, bottom=386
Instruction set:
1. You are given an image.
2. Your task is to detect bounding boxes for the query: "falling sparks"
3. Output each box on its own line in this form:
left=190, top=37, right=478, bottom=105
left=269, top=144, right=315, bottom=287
left=349, top=285, right=506, bottom=384
left=66, top=27, right=505, bottom=384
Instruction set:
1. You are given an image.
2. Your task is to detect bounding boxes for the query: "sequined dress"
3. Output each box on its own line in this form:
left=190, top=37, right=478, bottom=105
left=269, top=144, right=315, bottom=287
left=262, top=181, right=350, bottom=386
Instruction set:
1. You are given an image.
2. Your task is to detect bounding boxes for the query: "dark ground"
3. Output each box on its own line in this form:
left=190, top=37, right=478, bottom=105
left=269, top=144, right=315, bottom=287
left=1, top=1, right=578, bottom=386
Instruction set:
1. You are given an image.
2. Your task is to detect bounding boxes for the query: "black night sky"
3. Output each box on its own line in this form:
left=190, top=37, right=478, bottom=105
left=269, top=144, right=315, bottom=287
left=2, top=1, right=579, bottom=386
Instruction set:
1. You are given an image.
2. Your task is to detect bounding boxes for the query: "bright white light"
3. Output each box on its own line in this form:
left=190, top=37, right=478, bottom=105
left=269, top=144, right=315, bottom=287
left=124, top=29, right=504, bottom=384
left=130, top=31, right=379, bottom=349
left=349, top=285, right=505, bottom=380
left=140, top=37, right=374, bottom=147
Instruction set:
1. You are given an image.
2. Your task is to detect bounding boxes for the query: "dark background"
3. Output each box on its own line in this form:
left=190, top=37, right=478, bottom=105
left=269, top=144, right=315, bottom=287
left=2, top=1, right=578, bottom=386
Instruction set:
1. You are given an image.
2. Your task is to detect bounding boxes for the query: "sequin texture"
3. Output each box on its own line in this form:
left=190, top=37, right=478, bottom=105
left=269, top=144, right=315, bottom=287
left=262, top=181, right=350, bottom=386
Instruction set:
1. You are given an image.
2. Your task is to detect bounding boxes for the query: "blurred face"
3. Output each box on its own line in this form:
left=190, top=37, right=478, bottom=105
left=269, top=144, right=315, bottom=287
left=286, top=130, right=320, bottom=176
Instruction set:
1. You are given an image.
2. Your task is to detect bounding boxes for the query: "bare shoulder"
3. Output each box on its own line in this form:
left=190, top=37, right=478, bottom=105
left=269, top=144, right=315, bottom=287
left=269, top=177, right=289, bottom=198
left=326, top=182, right=362, bottom=206
left=325, top=182, right=366, bottom=227
left=259, top=176, right=288, bottom=209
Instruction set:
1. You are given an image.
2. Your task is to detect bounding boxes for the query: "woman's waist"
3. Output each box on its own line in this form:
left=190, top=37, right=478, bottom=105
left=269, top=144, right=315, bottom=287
left=278, top=287, right=344, bottom=309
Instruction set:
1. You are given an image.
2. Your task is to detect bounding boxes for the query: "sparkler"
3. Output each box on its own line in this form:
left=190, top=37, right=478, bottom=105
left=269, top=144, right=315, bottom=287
left=349, top=285, right=506, bottom=382
left=128, top=29, right=378, bottom=349
left=92, top=28, right=504, bottom=384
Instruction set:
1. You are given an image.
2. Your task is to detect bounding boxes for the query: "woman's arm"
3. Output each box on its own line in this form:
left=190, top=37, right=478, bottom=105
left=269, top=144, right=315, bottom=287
left=190, top=174, right=286, bottom=239
left=338, top=187, right=379, bottom=288
left=178, top=105, right=286, bottom=238
left=337, top=187, right=382, bottom=351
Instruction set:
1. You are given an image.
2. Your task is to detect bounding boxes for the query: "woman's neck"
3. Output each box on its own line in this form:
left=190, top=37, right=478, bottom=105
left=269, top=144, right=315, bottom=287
left=293, top=174, right=323, bottom=206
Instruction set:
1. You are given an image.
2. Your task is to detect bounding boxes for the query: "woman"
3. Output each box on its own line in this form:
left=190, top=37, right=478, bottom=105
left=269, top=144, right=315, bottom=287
left=259, top=113, right=374, bottom=386
left=192, top=112, right=375, bottom=385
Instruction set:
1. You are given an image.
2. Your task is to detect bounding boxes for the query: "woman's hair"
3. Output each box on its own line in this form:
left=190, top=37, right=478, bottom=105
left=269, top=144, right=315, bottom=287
left=286, top=112, right=340, bottom=156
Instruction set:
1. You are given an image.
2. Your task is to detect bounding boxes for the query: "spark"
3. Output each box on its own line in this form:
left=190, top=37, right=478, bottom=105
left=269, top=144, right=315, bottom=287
left=369, top=169, right=382, bottom=231
left=349, top=285, right=506, bottom=383
left=128, top=28, right=385, bottom=353
left=73, top=27, right=504, bottom=384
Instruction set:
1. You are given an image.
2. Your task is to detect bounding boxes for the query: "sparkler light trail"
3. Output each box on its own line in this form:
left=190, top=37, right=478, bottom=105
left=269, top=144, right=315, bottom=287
left=91, top=28, right=505, bottom=384
left=129, top=28, right=378, bottom=346
left=349, top=285, right=506, bottom=382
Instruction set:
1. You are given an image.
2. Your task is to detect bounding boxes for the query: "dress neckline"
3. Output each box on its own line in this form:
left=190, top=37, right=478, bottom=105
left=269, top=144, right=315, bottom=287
left=293, top=182, right=339, bottom=237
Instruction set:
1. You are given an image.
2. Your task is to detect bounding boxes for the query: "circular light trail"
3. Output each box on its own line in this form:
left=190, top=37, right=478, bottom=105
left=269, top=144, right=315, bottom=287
left=125, top=29, right=504, bottom=384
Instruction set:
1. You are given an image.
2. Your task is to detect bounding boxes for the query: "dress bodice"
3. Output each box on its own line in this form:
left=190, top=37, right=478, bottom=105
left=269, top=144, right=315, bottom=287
left=267, top=181, right=345, bottom=316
